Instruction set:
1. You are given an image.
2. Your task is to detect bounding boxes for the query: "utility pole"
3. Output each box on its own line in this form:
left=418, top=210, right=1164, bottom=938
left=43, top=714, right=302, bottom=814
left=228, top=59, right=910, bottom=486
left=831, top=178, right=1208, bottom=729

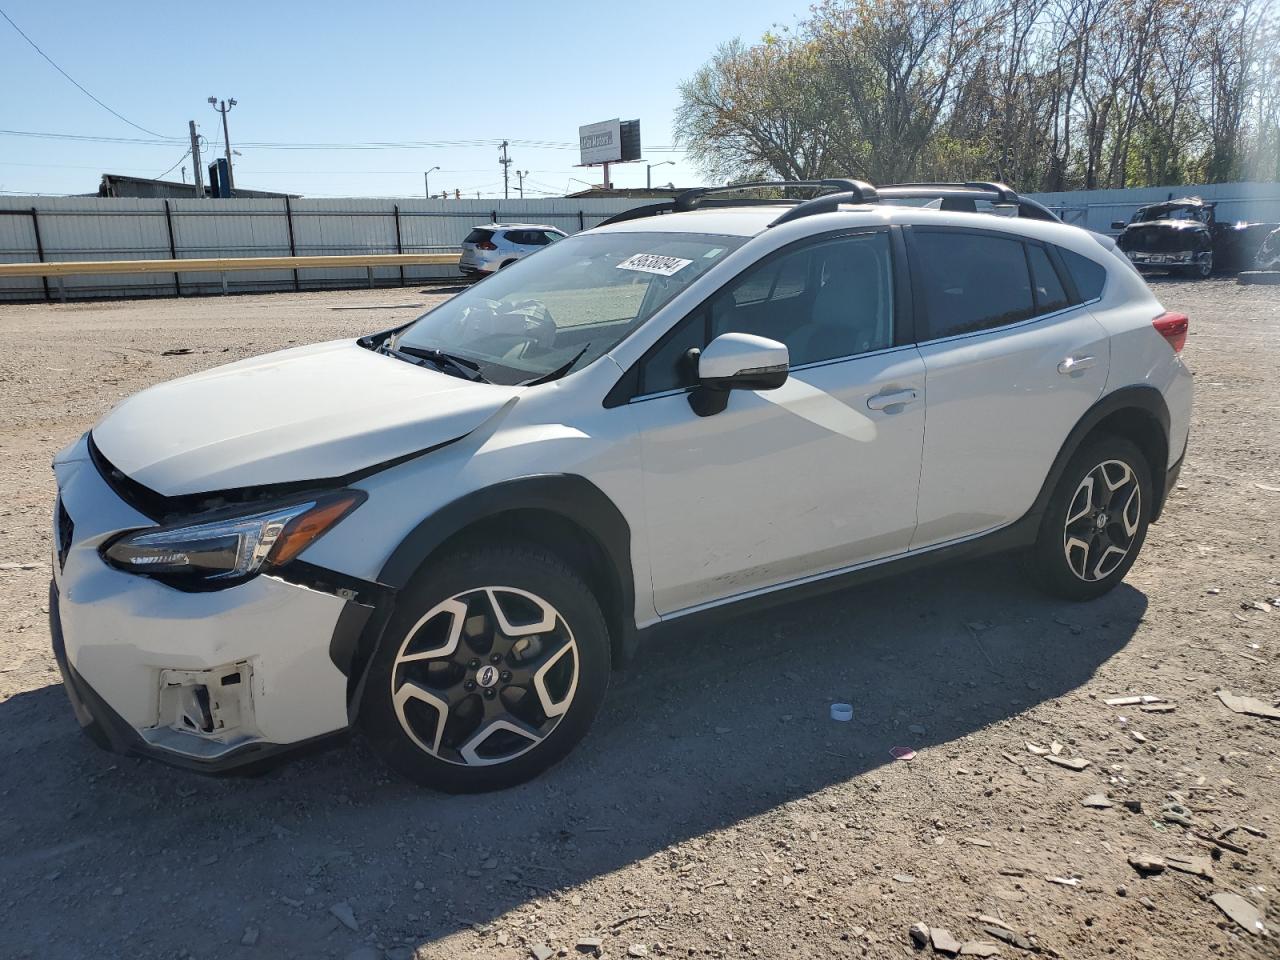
left=207, top=97, right=238, bottom=194
left=499, top=140, right=512, bottom=199
left=424, top=165, right=439, bottom=198
left=647, top=160, right=674, bottom=189
left=516, top=170, right=528, bottom=198
left=189, top=120, right=205, bottom=198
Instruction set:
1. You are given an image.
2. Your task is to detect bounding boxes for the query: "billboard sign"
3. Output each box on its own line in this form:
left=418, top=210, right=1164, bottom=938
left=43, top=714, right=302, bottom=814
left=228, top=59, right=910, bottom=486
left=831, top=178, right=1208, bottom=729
left=579, top=119, right=622, bottom=165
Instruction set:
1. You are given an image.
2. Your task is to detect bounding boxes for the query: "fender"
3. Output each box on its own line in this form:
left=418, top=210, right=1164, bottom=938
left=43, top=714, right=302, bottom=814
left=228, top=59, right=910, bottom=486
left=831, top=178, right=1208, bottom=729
left=339, top=475, right=637, bottom=721
left=1026, top=385, right=1172, bottom=529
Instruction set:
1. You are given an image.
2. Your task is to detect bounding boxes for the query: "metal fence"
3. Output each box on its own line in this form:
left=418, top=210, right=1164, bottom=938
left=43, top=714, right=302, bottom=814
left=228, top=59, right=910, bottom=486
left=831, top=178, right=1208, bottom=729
left=4, top=181, right=1279, bottom=302
left=0, top=197, right=648, bottom=301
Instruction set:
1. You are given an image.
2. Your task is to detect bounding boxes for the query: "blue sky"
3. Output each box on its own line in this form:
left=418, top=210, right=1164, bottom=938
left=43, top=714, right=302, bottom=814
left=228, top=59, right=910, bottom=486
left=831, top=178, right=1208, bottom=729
left=0, top=0, right=810, bottom=198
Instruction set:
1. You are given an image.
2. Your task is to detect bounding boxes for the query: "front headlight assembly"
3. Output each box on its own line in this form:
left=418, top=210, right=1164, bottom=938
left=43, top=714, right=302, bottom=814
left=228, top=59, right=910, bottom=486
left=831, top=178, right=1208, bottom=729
left=102, top=491, right=364, bottom=587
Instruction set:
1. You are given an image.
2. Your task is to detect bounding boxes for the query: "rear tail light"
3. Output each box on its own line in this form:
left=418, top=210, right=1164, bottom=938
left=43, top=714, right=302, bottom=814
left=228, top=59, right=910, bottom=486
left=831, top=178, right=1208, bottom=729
left=1153, top=312, right=1188, bottom=352
left=476, top=241, right=497, bottom=251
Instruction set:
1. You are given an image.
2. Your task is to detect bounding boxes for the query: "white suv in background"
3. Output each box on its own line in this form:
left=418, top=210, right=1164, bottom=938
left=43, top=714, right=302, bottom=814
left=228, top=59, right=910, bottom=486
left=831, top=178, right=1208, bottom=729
left=51, top=181, right=1192, bottom=793
left=458, top=223, right=566, bottom=277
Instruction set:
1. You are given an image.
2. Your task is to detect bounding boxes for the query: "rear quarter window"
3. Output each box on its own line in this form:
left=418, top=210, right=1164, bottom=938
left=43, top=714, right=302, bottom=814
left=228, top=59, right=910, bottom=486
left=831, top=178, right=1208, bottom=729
left=1059, top=248, right=1108, bottom=301
left=464, top=228, right=494, bottom=244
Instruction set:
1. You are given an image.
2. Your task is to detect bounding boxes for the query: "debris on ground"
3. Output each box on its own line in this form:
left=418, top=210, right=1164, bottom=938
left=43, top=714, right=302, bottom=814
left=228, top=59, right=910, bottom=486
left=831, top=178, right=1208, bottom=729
left=160, top=347, right=194, bottom=356
left=959, top=941, right=1002, bottom=956
left=891, top=746, right=917, bottom=761
left=1165, top=855, right=1214, bottom=880
left=530, top=945, right=555, bottom=960
left=1128, top=854, right=1166, bottom=875
left=1081, top=793, right=1113, bottom=809
left=1161, top=801, right=1195, bottom=827
left=1216, top=689, right=1280, bottom=720
left=1209, top=892, right=1267, bottom=936
left=576, top=936, right=603, bottom=956
left=1104, top=695, right=1164, bottom=706
left=1044, top=755, right=1090, bottom=772
left=329, top=901, right=358, bottom=931
left=931, top=927, right=962, bottom=955
left=909, top=922, right=931, bottom=948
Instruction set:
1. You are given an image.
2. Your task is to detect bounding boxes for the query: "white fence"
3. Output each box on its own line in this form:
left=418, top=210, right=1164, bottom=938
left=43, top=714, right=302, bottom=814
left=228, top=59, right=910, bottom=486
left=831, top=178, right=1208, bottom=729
left=0, top=197, right=648, bottom=301
left=3, top=182, right=1278, bottom=301
left=1027, top=181, right=1280, bottom=234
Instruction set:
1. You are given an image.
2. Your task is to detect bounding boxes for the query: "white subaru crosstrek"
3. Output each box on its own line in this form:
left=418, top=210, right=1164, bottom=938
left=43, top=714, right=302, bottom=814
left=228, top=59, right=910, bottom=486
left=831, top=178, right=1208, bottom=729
left=51, top=181, right=1192, bottom=792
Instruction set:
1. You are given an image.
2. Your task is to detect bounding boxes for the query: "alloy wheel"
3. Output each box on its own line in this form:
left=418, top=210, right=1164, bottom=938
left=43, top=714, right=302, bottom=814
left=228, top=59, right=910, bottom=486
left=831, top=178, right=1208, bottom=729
left=390, top=586, right=579, bottom=767
left=1062, top=459, right=1142, bottom=582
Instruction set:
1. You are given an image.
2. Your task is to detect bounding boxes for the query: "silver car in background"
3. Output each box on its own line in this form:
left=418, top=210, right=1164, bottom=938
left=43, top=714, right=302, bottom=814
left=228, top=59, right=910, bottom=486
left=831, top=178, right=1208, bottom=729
left=458, top=223, right=567, bottom=277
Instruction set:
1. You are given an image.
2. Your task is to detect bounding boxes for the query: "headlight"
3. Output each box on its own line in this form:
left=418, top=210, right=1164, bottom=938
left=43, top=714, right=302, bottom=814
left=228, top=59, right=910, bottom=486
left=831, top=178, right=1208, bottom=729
left=102, top=491, right=364, bottom=587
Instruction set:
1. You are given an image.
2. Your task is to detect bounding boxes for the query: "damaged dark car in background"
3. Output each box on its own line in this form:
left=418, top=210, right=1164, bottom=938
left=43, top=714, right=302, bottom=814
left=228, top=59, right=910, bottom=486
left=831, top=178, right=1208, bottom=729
left=1112, top=197, right=1279, bottom=278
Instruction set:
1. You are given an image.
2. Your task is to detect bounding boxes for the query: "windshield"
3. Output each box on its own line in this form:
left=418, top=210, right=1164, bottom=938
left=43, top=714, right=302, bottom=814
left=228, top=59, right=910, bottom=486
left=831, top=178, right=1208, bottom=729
left=394, top=231, right=744, bottom=384
left=1133, top=204, right=1201, bottom=223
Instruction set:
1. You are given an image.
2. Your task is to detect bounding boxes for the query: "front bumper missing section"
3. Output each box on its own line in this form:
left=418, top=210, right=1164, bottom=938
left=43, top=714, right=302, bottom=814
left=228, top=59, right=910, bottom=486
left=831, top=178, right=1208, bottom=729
left=49, top=581, right=347, bottom=774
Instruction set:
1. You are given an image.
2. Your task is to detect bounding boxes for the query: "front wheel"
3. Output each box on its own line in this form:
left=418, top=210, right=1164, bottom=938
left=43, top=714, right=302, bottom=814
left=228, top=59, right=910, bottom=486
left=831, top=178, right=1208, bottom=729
left=1030, top=435, right=1153, bottom=601
left=1182, top=253, right=1213, bottom=279
left=361, top=544, right=610, bottom=792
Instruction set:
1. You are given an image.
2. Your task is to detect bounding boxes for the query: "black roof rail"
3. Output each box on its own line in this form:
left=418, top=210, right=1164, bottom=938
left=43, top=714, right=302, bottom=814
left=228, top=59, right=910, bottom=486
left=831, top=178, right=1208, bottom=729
left=768, top=183, right=881, bottom=227
left=672, top=179, right=878, bottom=212
left=596, top=200, right=677, bottom=227
left=875, top=181, right=1060, bottom=222
left=595, top=179, right=879, bottom=228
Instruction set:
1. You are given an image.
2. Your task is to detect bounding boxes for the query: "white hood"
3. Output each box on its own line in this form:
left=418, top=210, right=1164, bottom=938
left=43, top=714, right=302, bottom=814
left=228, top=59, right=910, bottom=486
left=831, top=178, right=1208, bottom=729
left=91, top=340, right=519, bottom=496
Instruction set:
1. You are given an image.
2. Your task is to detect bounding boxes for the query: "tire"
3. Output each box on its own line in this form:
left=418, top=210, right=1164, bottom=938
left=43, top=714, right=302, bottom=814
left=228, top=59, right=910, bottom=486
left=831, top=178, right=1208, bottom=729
left=1183, top=253, right=1213, bottom=279
left=1030, top=435, right=1153, bottom=601
left=361, top=543, right=610, bottom=792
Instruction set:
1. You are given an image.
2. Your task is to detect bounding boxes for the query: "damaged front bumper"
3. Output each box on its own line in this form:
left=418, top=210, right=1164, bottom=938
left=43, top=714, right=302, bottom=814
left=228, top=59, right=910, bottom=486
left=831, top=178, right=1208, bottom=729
left=1125, top=250, right=1207, bottom=268
left=49, top=436, right=378, bottom=774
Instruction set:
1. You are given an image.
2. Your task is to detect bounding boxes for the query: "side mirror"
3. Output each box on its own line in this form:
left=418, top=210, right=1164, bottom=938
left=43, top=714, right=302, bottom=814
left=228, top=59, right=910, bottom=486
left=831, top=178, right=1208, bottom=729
left=1110, top=220, right=1127, bottom=231
left=689, top=332, right=789, bottom=417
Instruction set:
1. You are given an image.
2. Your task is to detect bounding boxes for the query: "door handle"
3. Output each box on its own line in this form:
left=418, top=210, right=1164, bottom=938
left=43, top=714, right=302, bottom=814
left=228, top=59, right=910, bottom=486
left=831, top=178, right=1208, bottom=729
left=1057, top=355, right=1097, bottom=375
left=866, top=388, right=919, bottom=411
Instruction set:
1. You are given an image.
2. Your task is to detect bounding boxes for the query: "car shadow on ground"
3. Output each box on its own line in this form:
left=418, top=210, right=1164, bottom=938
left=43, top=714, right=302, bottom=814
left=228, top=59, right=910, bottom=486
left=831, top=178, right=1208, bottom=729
left=0, top=554, right=1146, bottom=958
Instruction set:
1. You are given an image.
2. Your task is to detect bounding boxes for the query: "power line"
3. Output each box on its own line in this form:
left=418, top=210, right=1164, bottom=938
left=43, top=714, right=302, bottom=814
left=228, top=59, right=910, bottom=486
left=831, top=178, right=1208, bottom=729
left=154, top=149, right=191, bottom=180
left=0, top=7, right=172, bottom=139
left=0, top=128, right=690, bottom=153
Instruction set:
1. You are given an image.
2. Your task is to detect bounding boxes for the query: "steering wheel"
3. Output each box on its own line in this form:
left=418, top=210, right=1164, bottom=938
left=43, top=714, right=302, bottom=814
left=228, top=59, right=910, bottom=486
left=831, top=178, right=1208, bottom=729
left=464, top=299, right=558, bottom=359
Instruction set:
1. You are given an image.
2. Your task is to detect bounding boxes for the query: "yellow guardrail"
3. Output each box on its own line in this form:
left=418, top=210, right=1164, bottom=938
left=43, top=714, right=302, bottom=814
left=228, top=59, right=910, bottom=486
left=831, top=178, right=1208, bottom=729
left=0, top=252, right=460, bottom=279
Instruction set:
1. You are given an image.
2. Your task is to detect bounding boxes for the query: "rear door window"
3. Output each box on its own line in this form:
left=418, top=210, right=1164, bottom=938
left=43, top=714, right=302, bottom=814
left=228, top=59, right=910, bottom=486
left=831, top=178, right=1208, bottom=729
left=912, top=230, right=1034, bottom=340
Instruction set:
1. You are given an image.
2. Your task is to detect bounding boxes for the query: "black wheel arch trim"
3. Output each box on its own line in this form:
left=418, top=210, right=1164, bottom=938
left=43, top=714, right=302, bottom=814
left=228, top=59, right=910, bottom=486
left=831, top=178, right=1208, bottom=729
left=339, top=474, right=636, bottom=722
left=1027, top=385, right=1174, bottom=528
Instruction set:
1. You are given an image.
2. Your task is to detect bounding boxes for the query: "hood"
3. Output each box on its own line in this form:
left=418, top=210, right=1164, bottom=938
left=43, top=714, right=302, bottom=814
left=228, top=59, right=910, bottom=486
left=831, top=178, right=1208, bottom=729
left=91, top=340, right=519, bottom=496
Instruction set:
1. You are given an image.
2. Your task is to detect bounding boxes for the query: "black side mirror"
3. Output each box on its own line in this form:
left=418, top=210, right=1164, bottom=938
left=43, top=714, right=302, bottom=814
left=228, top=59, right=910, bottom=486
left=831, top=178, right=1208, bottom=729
left=1111, top=221, right=1127, bottom=231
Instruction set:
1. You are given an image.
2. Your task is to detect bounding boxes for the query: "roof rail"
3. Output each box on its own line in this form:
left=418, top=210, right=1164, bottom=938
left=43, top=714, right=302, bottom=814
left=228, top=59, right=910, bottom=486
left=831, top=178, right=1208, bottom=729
left=672, top=179, right=878, bottom=212
left=768, top=183, right=881, bottom=227
left=880, top=181, right=1019, bottom=203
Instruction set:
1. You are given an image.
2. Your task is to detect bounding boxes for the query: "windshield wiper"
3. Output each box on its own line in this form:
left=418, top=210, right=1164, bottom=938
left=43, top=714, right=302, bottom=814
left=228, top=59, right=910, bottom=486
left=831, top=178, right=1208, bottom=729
left=392, top=345, right=487, bottom=382
left=521, top=345, right=591, bottom=386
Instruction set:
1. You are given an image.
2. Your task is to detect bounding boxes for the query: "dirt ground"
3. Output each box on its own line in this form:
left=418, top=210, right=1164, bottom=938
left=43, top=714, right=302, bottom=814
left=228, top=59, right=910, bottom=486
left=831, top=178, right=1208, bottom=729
left=0, top=278, right=1276, bottom=960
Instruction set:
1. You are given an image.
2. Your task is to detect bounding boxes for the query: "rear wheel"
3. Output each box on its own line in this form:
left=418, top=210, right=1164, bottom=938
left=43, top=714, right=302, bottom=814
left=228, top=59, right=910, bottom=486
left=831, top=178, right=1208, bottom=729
left=361, top=544, right=610, bottom=792
left=1031, top=435, right=1153, bottom=601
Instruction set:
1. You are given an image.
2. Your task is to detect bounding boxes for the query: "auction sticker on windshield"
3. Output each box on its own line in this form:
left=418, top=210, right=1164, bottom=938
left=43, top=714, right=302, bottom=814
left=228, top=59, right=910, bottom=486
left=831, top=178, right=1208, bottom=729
left=616, top=253, right=693, bottom=277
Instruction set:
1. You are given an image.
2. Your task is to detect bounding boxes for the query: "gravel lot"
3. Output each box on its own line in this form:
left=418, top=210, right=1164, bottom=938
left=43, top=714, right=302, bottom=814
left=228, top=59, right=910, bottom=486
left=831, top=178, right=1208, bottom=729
left=0, top=278, right=1276, bottom=960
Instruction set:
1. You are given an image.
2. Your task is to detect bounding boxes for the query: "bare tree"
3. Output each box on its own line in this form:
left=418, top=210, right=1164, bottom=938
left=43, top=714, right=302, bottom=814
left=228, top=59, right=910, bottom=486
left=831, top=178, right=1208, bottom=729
left=674, top=0, right=1280, bottom=190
